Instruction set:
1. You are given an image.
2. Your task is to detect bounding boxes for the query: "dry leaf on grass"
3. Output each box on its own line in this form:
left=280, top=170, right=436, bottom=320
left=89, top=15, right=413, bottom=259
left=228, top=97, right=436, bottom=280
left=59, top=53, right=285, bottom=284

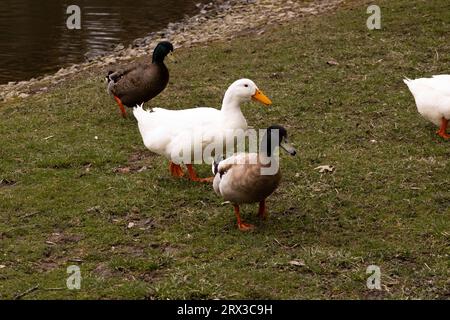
left=327, top=59, right=339, bottom=66
left=289, top=259, right=306, bottom=267
left=314, top=165, right=335, bottom=173
left=114, top=167, right=131, bottom=174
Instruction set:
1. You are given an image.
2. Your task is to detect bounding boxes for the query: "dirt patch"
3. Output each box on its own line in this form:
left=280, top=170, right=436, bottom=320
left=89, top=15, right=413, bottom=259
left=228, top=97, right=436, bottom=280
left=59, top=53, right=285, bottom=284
left=0, top=179, right=16, bottom=188
left=112, top=150, right=157, bottom=174
left=35, top=260, right=60, bottom=273
left=93, top=262, right=117, bottom=280
left=128, top=150, right=158, bottom=163
left=46, top=232, right=84, bottom=245
left=111, top=244, right=145, bottom=257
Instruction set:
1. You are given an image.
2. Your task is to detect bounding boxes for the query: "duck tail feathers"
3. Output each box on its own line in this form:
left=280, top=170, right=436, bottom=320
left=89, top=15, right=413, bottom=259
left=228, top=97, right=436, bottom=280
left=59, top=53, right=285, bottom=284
left=132, top=103, right=147, bottom=121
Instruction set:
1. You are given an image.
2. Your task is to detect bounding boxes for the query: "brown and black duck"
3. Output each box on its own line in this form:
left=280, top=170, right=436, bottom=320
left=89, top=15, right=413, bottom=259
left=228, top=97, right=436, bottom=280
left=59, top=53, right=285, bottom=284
left=106, top=41, right=174, bottom=117
left=212, top=125, right=296, bottom=231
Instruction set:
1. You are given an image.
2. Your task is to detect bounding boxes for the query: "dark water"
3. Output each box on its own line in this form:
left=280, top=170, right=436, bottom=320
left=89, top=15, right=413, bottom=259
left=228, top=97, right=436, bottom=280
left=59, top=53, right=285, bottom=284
left=0, top=0, right=208, bottom=84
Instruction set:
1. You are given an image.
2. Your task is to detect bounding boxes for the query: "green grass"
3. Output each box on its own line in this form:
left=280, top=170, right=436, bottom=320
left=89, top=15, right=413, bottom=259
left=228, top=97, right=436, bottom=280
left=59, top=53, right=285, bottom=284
left=0, top=0, right=449, bottom=299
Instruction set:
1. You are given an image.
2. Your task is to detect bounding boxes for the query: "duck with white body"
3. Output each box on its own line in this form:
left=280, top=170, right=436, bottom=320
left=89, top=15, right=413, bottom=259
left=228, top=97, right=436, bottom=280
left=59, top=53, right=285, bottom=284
left=133, top=79, right=272, bottom=182
left=404, top=75, right=450, bottom=139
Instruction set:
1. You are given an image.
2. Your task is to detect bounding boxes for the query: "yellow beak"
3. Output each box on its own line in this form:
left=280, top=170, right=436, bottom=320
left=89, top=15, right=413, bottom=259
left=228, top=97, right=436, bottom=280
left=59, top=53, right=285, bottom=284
left=251, top=89, right=272, bottom=106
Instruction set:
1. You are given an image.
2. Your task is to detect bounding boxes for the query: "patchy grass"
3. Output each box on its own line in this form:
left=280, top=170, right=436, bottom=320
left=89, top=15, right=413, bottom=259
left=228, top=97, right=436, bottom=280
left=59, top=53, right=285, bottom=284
left=0, top=0, right=449, bottom=299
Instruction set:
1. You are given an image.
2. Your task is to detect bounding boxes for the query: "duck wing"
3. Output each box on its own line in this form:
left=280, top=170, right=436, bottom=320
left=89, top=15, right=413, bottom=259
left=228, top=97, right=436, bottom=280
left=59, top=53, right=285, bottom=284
left=133, top=105, right=222, bottom=159
left=429, top=75, right=450, bottom=96
left=215, top=154, right=281, bottom=204
left=107, top=60, right=169, bottom=107
left=404, top=76, right=450, bottom=97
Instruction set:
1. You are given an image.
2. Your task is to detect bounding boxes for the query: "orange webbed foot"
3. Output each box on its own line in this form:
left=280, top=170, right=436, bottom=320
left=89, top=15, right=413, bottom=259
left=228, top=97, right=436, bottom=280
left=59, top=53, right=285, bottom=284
left=437, top=118, right=449, bottom=139
left=192, top=176, right=214, bottom=183
left=233, top=204, right=255, bottom=231
left=169, top=161, right=184, bottom=177
left=437, top=131, right=450, bottom=139
left=238, top=222, right=255, bottom=231
left=186, top=164, right=213, bottom=183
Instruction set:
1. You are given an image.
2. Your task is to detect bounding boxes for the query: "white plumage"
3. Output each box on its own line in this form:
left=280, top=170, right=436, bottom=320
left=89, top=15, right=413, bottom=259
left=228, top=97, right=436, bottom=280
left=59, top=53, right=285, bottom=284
left=403, top=75, right=450, bottom=138
left=132, top=78, right=272, bottom=181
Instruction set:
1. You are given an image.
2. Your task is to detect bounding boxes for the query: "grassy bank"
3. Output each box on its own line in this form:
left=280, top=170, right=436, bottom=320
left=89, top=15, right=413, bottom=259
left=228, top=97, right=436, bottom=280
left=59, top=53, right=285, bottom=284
left=0, top=0, right=449, bottom=299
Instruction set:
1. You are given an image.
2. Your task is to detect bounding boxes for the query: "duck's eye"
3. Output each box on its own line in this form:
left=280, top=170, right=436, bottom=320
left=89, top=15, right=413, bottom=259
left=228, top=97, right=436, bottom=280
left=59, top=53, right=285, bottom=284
left=244, top=84, right=249, bottom=87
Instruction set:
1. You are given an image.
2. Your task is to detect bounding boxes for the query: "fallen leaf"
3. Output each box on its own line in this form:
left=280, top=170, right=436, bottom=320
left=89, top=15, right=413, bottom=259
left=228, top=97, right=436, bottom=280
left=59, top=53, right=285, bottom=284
left=289, top=259, right=305, bottom=267
left=114, top=167, right=130, bottom=174
left=0, top=179, right=16, bottom=187
left=327, top=59, right=339, bottom=66
left=86, top=206, right=101, bottom=213
left=314, top=165, right=335, bottom=173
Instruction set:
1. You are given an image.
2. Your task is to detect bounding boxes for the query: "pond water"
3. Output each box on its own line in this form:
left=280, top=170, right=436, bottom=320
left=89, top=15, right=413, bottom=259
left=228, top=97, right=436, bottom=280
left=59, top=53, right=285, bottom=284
left=0, top=0, right=208, bottom=84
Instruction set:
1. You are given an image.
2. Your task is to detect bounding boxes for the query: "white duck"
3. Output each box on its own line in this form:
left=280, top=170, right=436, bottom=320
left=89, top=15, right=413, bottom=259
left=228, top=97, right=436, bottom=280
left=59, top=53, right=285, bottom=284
left=404, top=75, right=450, bottom=139
left=212, top=125, right=296, bottom=231
left=133, top=79, right=272, bottom=182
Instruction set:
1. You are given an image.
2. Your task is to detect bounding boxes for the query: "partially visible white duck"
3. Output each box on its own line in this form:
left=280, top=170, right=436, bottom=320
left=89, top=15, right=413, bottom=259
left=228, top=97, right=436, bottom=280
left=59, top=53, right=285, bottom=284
left=404, top=75, right=450, bottom=139
left=133, top=79, right=272, bottom=182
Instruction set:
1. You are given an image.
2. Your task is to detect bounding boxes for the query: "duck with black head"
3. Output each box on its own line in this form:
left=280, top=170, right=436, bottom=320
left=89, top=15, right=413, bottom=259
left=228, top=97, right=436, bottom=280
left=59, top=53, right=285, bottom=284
left=106, top=41, right=174, bottom=117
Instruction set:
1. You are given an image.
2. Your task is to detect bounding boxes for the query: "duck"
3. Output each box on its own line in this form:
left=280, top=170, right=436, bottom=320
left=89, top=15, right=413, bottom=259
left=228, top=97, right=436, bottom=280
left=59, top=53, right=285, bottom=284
left=132, top=78, right=272, bottom=182
left=403, top=75, right=450, bottom=139
left=106, top=41, right=174, bottom=118
left=212, top=125, right=296, bottom=231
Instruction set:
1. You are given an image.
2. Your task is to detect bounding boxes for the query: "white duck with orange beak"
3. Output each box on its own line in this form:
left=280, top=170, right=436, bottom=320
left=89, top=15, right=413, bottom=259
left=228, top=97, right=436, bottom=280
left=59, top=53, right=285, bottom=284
left=133, top=79, right=272, bottom=182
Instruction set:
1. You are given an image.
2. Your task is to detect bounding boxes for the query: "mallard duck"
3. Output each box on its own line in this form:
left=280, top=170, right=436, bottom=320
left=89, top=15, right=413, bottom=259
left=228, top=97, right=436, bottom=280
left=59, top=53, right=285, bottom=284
left=212, top=125, right=296, bottom=231
left=404, top=75, right=450, bottom=139
left=106, top=41, right=174, bottom=117
left=132, top=78, right=272, bottom=182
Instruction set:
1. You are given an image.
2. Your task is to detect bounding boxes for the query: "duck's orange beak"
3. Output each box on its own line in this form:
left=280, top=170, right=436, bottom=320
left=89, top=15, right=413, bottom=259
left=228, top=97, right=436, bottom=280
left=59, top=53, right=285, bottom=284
left=251, top=89, right=272, bottom=106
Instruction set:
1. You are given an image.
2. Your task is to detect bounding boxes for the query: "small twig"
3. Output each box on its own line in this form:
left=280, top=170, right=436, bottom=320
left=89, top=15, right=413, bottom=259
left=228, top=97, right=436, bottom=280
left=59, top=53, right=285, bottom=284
left=43, top=135, right=54, bottom=140
left=14, top=284, right=39, bottom=300
left=42, top=287, right=66, bottom=291
left=274, top=238, right=298, bottom=249
left=20, top=211, right=39, bottom=219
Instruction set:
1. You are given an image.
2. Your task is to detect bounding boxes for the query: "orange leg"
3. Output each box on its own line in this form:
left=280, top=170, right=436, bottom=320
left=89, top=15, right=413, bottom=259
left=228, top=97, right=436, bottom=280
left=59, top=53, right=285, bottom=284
left=436, top=117, right=450, bottom=139
left=233, top=204, right=254, bottom=231
left=186, top=164, right=214, bottom=183
left=257, top=199, right=268, bottom=220
left=169, top=161, right=184, bottom=177
left=114, top=96, right=127, bottom=118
